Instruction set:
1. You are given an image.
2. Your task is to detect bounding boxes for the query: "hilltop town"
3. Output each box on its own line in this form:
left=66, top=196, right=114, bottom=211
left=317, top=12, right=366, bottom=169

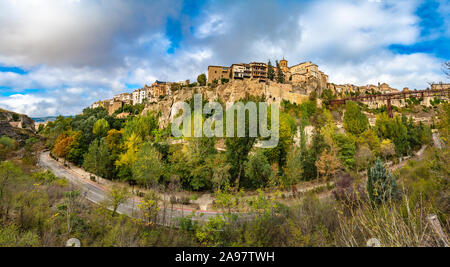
left=92, top=58, right=448, bottom=118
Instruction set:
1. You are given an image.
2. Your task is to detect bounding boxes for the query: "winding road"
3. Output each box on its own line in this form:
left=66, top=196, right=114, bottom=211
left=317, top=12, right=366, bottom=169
left=38, top=151, right=220, bottom=226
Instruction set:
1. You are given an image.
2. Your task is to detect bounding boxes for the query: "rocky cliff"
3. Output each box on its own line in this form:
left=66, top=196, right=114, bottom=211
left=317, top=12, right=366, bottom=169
left=142, top=80, right=314, bottom=128
left=0, top=109, right=36, bottom=145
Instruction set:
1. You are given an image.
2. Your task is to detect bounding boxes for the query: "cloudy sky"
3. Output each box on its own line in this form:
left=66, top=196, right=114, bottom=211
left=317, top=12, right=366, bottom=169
left=0, top=0, right=448, bottom=117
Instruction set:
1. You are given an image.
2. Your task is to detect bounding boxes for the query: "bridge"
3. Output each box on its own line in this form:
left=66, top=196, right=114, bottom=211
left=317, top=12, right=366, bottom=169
left=328, top=88, right=450, bottom=117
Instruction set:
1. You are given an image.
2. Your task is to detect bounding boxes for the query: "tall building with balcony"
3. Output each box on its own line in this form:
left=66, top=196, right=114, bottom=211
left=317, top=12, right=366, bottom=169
left=249, top=62, right=268, bottom=81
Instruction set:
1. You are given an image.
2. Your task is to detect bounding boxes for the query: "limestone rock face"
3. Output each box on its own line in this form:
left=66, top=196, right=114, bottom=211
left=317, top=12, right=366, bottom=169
left=142, top=80, right=316, bottom=128
left=0, top=109, right=36, bottom=145
left=0, top=109, right=35, bottom=132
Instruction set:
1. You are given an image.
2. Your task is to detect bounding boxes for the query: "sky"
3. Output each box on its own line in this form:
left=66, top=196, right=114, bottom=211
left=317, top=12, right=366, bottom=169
left=0, top=0, right=449, bottom=117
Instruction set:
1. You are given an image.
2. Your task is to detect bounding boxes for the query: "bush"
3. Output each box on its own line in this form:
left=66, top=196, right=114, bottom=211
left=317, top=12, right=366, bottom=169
left=367, top=159, right=398, bottom=204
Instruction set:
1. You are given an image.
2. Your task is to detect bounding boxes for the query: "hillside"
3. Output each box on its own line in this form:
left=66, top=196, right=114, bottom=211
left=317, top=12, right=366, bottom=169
left=0, top=108, right=36, bottom=145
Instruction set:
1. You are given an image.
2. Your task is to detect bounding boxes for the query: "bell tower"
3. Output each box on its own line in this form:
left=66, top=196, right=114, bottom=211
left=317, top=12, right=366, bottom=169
left=280, top=58, right=288, bottom=72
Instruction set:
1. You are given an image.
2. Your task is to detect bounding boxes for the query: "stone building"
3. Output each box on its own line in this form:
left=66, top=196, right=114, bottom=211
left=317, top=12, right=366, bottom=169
left=207, top=66, right=231, bottom=84
left=431, top=83, right=450, bottom=90
left=231, top=64, right=251, bottom=79
left=113, top=93, right=132, bottom=104
left=249, top=62, right=268, bottom=82
left=149, top=81, right=170, bottom=101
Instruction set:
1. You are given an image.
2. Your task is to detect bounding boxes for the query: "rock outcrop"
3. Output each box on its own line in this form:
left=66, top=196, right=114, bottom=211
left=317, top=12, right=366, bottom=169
left=0, top=109, right=36, bottom=145
left=142, top=80, right=315, bottom=128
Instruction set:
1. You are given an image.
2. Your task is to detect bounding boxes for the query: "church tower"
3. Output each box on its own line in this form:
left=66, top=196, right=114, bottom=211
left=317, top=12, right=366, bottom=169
left=280, top=58, right=288, bottom=72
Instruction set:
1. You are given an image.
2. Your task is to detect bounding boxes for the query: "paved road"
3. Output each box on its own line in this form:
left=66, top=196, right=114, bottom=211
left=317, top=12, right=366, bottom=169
left=38, top=152, right=221, bottom=226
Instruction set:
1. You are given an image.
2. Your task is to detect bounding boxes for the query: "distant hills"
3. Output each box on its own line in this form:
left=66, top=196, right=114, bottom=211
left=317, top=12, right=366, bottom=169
left=32, top=116, right=59, bottom=123
left=32, top=116, right=71, bottom=123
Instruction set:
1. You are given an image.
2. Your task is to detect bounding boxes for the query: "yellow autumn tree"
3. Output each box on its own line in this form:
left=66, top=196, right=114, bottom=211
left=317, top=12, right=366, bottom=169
left=52, top=133, right=75, bottom=159
left=116, top=132, right=142, bottom=168
left=315, top=146, right=341, bottom=183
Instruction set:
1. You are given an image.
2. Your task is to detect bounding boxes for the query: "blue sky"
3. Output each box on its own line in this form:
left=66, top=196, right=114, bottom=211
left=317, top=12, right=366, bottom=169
left=0, top=0, right=448, bottom=117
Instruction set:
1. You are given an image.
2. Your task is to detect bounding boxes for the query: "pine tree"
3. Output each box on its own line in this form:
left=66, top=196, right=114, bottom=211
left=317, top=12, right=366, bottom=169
left=276, top=60, right=285, bottom=83
left=267, top=60, right=275, bottom=81
left=366, top=158, right=397, bottom=204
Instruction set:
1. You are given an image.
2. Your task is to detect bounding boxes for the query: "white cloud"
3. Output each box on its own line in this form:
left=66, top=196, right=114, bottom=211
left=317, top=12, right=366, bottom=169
left=195, top=14, right=229, bottom=39
left=323, top=52, right=444, bottom=89
left=0, top=94, right=57, bottom=117
left=0, top=0, right=448, bottom=117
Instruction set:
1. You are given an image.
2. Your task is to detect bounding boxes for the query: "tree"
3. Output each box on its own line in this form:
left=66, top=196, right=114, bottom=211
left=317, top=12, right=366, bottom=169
left=224, top=97, right=262, bottom=188
left=380, top=139, right=395, bottom=161
left=0, top=161, right=22, bottom=201
left=264, top=112, right=295, bottom=171
left=391, top=116, right=409, bottom=157
left=302, top=130, right=328, bottom=181
left=343, top=101, right=369, bottom=135
left=132, top=143, right=164, bottom=188
left=320, top=89, right=336, bottom=107
left=355, top=145, right=375, bottom=173
left=366, top=158, right=397, bottom=204
left=316, top=146, right=341, bottom=182
left=123, top=112, right=159, bottom=142
left=52, top=132, right=75, bottom=160
left=83, top=139, right=113, bottom=179
left=105, top=129, right=124, bottom=159
left=333, top=133, right=356, bottom=169
left=107, top=186, right=130, bottom=217
left=283, top=147, right=303, bottom=187
left=243, top=150, right=272, bottom=188
left=116, top=132, right=143, bottom=181
left=186, top=136, right=217, bottom=191
left=92, top=118, right=109, bottom=137
left=138, top=190, right=160, bottom=227
left=443, top=61, right=450, bottom=78
left=276, top=60, right=285, bottom=83
left=210, top=154, right=231, bottom=190
left=62, top=190, right=81, bottom=236
left=197, top=73, right=207, bottom=86
left=267, top=60, right=275, bottom=81
left=357, top=129, right=381, bottom=156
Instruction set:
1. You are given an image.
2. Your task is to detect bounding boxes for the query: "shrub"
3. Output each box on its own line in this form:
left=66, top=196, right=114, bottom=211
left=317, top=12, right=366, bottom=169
left=367, top=159, right=398, bottom=204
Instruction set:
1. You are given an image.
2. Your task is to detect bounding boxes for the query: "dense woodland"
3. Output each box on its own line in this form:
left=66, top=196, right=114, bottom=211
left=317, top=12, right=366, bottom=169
left=0, top=92, right=448, bottom=246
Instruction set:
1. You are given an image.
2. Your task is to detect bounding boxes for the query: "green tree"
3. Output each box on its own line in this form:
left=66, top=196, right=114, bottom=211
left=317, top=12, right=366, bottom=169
left=225, top=136, right=256, bottom=188
left=367, top=158, right=397, bottom=204
left=333, top=133, right=356, bottom=169
left=132, top=143, right=164, bottom=188
left=92, top=118, right=110, bottom=137
left=243, top=150, right=272, bottom=188
left=83, top=139, right=113, bottom=179
left=391, top=116, right=409, bottom=156
left=123, top=112, right=159, bottom=142
left=343, top=101, right=369, bottom=135
left=267, top=60, right=275, bottom=81
left=0, top=161, right=22, bottom=200
left=302, top=130, right=328, bottom=180
left=264, top=112, right=295, bottom=171
left=224, top=97, right=262, bottom=188
left=210, top=154, right=231, bottom=190
left=107, top=185, right=130, bottom=217
left=138, top=190, right=160, bottom=226
left=276, top=60, right=285, bottom=83
left=197, top=73, right=207, bottom=86
left=283, top=147, right=303, bottom=187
